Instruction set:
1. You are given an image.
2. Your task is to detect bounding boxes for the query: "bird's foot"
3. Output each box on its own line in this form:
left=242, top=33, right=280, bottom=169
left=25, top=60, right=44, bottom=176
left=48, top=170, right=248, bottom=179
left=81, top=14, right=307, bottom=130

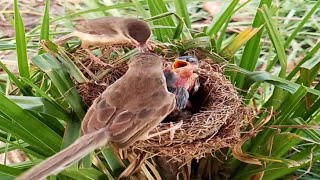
left=143, top=121, right=183, bottom=140
left=85, top=49, right=113, bottom=68
left=89, top=54, right=114, bottom=68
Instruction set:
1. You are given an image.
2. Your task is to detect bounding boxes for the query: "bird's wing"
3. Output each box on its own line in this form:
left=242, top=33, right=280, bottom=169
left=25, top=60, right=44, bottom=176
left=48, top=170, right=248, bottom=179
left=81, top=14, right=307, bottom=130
left=113, top=92, right=176, bottom=148
left=81, top=95, right=117, bottom=134
left=74, top=17, right=123, bottom=35
left=82, top=85, right=176, bottom=149
left=109, top=88, right=176, bottom=145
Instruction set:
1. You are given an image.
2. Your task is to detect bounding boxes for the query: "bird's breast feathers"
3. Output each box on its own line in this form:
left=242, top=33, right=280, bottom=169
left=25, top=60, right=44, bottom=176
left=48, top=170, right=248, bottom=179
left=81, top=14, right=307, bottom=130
left=73, top=30, right=131, bottom=45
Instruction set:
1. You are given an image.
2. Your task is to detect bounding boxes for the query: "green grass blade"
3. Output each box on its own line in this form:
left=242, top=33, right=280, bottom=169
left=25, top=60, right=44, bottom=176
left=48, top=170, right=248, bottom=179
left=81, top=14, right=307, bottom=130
left=31, top=53, right=86, bottom=119
left=60, top=120, right=81, bottom=171
left=235, top=0, right=272, bottom=88
left=287, top=42, right=320, bottom=80
left=173, top=0, right=191, bottom=28
left=284, top=0, right=320, bottom=47
left=132, top=0, right=149, bottom=18
left=8, top=95, right=72, bottom=123
left=147, top=0, right=176, bottom=42
left=0, top=164, right=22, bottom=179
left=220, top=27, right=262, bottom=59
left=0, top=94, right=62, bottom=156
left=41, top=40, right=88, bottom=83
left=63, top=168, right=107, bottom=180
left=262, top=145, right=319, bottom=180
left=260, top=5, right=287, bottom=73
left=39, top=0, right=50, bottom=54
left=260, top=4, right=288, bottom=109
left=0, top=61, right=31, bottom=95
left=206, top=0, right=239, bottom=37
left=101, top=146, right=125, bottom=176
left=13, top=0, right=30, bottom=79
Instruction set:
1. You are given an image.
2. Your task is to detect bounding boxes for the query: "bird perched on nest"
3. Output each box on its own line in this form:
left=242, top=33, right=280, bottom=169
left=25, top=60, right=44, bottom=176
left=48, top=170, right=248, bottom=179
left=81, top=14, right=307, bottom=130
left=16, top=53, right=182, bottom=180
left=164, top=55, right=200, bottom=110
left=55, top=16, right=151, bottom=66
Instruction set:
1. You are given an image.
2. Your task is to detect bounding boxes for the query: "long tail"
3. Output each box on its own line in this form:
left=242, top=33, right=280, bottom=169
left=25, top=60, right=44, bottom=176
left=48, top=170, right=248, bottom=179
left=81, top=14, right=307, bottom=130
left=16, top=128, right=111, bottom=180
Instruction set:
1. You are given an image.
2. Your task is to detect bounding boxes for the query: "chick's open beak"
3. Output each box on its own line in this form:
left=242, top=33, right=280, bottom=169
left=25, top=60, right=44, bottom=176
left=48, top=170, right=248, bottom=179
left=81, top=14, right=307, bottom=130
left=172, top=59, right=191, bottom=69
left=172, top=59, right=197, bottom=78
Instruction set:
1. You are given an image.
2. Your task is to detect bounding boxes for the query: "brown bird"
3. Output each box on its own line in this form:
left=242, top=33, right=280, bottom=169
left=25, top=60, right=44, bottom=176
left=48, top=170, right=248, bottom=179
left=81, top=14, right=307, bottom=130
left=16, top=53, right=179, bottom=180
left=55, top=16, right=152, bottom=66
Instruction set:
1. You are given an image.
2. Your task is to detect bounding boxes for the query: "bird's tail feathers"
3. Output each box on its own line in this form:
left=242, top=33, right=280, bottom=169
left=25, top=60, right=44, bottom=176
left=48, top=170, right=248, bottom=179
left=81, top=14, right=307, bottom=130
left=16, top=128, right=111, bottom=180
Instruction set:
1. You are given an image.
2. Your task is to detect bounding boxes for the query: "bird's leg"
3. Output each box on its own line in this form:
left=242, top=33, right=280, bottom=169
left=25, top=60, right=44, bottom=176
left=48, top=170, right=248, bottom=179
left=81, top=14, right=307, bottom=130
left=145, top=41, right=153, bottom=51
left=83, top=48, right=113, bottom=68
left=141, top=121, right=183, bottom=140
left=169, top=122, right=176, bottom=141
left=131, top=40, right=151, bottom=53
left=81, top=43, right=113, bottom=68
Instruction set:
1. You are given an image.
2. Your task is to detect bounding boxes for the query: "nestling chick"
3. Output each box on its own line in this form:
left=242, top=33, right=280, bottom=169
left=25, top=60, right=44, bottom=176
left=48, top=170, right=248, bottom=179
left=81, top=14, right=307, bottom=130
left=16, top=53, right=181, bottom=180
left=164, top=56, right=200, bottom=110
left=55, top=16, right=151, bottom=66
left=172, top=56, right=200, bottom=95
left=164, top=66, right=189, bottom=111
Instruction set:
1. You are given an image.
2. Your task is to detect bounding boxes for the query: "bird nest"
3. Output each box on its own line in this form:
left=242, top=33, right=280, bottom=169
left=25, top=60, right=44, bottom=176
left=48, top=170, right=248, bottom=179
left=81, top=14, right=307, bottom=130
left=71, top=45, right=254, bottom=162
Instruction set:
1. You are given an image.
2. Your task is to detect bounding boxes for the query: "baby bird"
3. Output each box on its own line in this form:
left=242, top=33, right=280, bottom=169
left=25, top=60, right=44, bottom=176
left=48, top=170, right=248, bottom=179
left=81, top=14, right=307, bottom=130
left=164, top=56, right=200, bottom=110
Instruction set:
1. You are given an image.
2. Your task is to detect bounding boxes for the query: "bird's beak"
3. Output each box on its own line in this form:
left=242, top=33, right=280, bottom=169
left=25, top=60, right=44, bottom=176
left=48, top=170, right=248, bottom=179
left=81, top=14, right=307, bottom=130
left=172, top=59, right=191, bottom=69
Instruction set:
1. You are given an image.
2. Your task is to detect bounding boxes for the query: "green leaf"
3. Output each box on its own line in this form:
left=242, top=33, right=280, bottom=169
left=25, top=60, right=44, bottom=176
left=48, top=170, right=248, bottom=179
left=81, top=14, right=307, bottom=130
left=260, top=5, right=287, bottom=71
left=39, top=0, right=50, bottom=54
left=0, top=94, right=62, bottom=156
left=234, top=0, right=272, bottom=88
left=0, top=164, right=22, bottom=180
left=31, top=53, right=86, bottom=120
left=8, top=95, right=71, bottom=122
left=173, top=0, right=191, bottom=28
left=147, top=0, right=176, bottom=42
left=206, top=0, right=239, bottom=37
left=0, top=61, right=31, bottom=95
left=64, top=168, right=107, bottom=180
left=101, top=146, right=125, bottom=176
left=41, top=40, right=88, bottom=83
left=220, top=27, right=263, bottom=59
left=13, top=0, right=30, bottom=79
left=287, top=42, right=320, bottom=80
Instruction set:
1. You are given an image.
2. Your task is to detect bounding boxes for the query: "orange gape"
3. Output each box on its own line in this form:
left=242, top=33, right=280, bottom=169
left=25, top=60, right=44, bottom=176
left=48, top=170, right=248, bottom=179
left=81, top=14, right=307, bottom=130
left=172, top=60, right=198, bottom=91
left=163, top=58, right=199, bottom=111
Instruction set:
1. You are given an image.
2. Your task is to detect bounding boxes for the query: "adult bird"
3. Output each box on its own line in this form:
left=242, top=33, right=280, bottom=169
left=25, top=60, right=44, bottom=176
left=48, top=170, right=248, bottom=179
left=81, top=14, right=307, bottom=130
left=16, top=53, right=180, bottom=180
left=55, top=16, right=151, bottom=66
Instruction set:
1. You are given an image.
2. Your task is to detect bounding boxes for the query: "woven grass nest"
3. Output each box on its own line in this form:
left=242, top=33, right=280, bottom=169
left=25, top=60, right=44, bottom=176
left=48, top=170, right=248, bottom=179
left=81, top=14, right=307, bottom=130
left=71, top=44, right=254, bottom=162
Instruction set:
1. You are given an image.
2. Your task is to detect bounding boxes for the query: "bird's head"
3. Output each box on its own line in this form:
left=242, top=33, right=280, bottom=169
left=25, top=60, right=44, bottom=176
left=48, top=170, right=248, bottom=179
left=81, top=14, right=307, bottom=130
left=176, top=56, right=199, bottom=66
left=128, top=53, right=162, bottom=70
left=172, top=56, right=199, bottom=78
left=124, top=18, right=151, bottom=47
